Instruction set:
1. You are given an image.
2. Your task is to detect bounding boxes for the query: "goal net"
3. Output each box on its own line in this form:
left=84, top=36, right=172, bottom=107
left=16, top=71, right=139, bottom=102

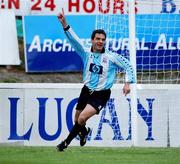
left=95, top=0, right=180, bottom=84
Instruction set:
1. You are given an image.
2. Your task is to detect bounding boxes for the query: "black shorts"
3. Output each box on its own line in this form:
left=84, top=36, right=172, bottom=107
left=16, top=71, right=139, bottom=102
left=76, top=85, right=111, bottom=114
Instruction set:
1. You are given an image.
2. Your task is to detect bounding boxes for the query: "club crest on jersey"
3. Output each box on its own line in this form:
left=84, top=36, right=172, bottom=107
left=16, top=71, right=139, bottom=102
left=89, top=63, right=103, bottom=74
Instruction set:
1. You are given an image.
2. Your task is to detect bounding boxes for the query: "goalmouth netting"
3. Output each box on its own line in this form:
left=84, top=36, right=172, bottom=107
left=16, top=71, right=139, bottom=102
left=95, top=0, right=180, bottom=84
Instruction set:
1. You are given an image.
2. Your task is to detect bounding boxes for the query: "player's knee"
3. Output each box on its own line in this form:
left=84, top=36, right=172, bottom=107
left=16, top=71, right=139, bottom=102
left=78, top=116, right=86, bottom=125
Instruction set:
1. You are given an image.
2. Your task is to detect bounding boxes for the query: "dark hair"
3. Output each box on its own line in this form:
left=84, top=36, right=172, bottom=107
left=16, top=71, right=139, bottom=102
left=91, top=29, right=106, bottom=40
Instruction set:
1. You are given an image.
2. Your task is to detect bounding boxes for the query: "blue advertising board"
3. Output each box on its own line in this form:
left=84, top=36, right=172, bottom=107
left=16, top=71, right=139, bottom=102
left=24, top=15, right=180, bottom=72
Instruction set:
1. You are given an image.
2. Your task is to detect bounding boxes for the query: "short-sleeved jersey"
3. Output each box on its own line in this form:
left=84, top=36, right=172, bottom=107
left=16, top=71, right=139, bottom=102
left=64, top=26, right=135, bottom=91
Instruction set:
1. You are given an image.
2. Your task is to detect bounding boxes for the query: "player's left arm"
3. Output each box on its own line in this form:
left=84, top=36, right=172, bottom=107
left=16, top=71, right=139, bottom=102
left=110, top=53, right=136, bottom=95
left=123, top=82, right=131, bottom=96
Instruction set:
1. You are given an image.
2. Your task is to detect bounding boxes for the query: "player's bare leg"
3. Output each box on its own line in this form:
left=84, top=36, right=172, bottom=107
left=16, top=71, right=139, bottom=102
left=77, top=104, right=96, bottom=146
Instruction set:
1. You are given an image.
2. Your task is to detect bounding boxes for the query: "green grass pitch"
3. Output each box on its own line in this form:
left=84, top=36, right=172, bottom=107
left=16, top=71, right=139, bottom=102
left=0, top=146, right=179, bottom=164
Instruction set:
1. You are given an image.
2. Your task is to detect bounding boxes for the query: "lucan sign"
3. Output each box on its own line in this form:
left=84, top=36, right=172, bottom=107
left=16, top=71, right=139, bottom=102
left=7, top=97, right=155, bottom=142
left=1, top=84, right=179, bottom=147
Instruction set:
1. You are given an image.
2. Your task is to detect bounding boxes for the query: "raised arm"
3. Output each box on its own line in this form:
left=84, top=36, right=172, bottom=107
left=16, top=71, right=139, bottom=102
left=58, top=8, right=68, bottom=28
left=57, top=9, right=86, bottom=60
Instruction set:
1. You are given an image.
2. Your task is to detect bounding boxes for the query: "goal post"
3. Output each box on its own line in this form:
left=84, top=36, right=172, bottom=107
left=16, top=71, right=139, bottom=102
left=95, top=0, right=180, bottom=146
left=128, top=0, right=138, bottom=146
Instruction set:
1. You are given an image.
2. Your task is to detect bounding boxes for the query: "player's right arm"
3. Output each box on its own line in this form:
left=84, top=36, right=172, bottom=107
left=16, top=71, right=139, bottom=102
left=58, top=9, right=86, bottom=60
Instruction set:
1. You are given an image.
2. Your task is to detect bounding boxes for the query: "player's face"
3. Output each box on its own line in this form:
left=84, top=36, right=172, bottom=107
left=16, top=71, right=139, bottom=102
left=91, top=33, right=106, bottom=53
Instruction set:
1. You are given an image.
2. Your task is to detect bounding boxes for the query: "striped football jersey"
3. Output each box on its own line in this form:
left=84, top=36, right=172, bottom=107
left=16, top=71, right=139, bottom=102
left=64, top=26, right=135, bottom=91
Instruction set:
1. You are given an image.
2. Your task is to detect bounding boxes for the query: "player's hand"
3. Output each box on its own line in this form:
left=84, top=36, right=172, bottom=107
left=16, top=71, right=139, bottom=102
left=58, top=8, right=68, bottom=28
left=123, top=82, right=130, bottom=96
